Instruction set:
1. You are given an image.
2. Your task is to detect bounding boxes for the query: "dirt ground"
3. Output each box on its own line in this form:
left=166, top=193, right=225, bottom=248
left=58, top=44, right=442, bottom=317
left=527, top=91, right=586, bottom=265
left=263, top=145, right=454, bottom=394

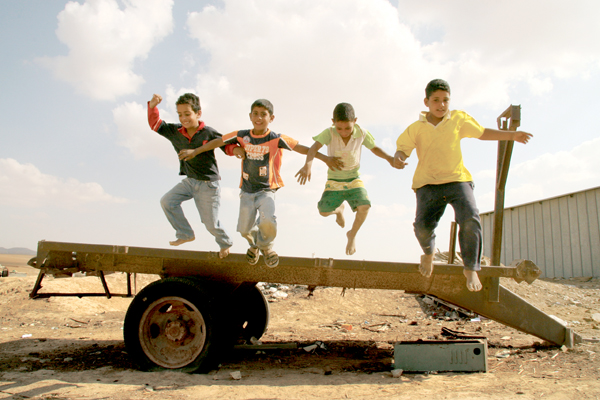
left=1, top=253, right=600, bottom=400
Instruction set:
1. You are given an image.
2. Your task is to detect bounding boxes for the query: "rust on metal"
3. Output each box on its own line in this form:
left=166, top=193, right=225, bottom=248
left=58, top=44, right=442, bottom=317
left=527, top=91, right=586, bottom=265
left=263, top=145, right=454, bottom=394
left=491, top=104, right=521, bottom=266
left=28, top=240, right=582, bottom=348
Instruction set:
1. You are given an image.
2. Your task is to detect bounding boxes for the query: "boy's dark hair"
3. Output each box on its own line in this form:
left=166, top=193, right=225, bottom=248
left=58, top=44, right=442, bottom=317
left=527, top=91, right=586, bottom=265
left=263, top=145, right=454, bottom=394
left=332, top=102, right=355, bottom=121
left=251, top=99, right=274, bottom=115
left=176, top=93, right=201, bottom=113
left=425, top=79, right=451, bottom=98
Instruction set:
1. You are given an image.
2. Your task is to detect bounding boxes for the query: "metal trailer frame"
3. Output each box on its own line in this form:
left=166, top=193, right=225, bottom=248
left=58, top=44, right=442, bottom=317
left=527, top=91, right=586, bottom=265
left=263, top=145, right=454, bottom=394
left=28, top=240, right=581, bottom=350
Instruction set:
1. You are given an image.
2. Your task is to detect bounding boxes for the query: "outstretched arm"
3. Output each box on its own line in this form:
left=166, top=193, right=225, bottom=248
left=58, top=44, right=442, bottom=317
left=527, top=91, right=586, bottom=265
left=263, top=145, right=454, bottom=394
left=295, top=141, right=323, bottom=185
left=479, top=128, right=533, bottom=144
left=178, top=137, right=225, bottom=161
left=294, top=144, right=343, bottom=170
left=393, top=150, right=409, bottom=169
left=370, top=146, right=401, bottom=169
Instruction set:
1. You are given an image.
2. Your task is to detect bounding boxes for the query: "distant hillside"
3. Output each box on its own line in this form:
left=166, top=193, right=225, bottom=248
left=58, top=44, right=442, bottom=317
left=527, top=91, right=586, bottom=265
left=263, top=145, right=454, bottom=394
left=0, top=247, right=36, bottom=255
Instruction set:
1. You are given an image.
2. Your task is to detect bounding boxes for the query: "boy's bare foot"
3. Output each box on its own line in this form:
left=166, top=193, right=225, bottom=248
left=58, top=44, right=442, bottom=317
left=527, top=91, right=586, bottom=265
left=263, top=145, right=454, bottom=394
left=419, top=254, right=434, bottom=277
left=334, top=204, right=345, bottom=228
left=346, top=231, right=357, bottom=255
left=169, top=237, right=195, bottom=246
left=219, top=247, right=230, bottom=259
left=463, top=269, right=482, bottom=292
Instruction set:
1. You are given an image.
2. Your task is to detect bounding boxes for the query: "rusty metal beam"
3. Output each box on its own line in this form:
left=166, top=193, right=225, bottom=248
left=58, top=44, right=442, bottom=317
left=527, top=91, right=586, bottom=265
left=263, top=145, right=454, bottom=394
left=29, top=240, right=582, bottom=347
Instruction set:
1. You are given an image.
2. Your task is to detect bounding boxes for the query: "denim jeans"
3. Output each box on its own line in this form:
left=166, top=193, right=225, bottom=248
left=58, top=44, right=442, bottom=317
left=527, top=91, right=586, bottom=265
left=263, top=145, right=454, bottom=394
left=160, top=178, right=233, bottom=250
left=237, top=190, right=277, bottom=251
left=414, top=182, right=482, bottom=271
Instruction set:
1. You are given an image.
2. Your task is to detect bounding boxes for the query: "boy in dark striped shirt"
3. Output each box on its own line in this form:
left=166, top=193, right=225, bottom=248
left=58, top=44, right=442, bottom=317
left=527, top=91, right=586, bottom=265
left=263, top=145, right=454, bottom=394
left=180, top=99, right=340, bottom=267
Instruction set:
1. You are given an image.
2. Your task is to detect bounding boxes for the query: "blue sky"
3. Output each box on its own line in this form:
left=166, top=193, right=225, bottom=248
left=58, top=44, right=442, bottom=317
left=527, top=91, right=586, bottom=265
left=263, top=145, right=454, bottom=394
left=1, top=0, right=599, bottom=263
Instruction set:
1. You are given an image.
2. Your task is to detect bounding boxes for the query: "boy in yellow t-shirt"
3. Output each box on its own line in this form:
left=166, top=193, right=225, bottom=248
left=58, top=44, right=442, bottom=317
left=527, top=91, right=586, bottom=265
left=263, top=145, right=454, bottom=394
left=394, top=79, right=532, bottom=291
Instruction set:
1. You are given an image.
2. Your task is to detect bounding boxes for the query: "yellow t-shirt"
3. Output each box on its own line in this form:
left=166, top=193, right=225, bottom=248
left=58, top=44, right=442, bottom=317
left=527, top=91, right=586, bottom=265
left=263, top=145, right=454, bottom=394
left=396, top=110, right=485, bottom=190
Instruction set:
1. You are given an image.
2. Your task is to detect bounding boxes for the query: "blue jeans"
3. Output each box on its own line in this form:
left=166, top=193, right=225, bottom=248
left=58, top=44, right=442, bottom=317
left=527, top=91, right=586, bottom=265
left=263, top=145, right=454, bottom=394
left=237, top=190, right=277, bottom=251
left=160, top=178, right=233, bottom=250
left=414, top=182, right=482, bottom=271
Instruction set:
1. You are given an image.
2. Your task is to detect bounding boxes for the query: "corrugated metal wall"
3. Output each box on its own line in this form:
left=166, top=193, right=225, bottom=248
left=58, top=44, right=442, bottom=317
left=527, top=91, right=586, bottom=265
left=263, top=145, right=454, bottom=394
left=480, top=186, right=600, bottom=278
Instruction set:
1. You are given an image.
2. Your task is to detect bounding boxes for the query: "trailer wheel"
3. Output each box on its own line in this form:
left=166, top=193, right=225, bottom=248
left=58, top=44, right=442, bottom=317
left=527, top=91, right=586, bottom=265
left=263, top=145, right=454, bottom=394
left=233, top=284, right=270, bottom=342
left=123, top=277, right=221, bottom=372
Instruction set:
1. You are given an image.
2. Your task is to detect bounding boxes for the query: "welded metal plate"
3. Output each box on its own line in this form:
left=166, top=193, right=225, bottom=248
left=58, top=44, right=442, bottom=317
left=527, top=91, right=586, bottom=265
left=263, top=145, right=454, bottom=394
left=394, top=340, right=487, bottom=372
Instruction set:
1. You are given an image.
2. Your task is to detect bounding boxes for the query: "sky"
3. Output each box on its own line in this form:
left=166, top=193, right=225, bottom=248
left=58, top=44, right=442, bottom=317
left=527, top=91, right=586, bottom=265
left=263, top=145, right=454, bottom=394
left=1, top=0, right=599, bottom=264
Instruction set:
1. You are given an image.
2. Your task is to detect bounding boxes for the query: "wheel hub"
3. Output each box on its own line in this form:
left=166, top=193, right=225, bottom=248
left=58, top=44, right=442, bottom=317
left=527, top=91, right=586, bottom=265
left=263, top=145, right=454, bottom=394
left=165, top=320, right=187, bottom=341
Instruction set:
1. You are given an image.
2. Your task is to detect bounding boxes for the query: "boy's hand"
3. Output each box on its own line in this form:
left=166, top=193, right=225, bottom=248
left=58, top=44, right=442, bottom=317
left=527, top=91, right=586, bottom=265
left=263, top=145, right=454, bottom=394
left=325, top=156, right=343, bottom=171
left=232, top=146, right=246, bottom=159
left=178, top=149, right=197, bottom=161
left=149, top=94, right=162, bottom=108
left=295, top=165, right=311, bottom=185
left=387, top=156, right=402, bottom=169
left=393, top=153, right=408, bottom=169
left=514, top=131, right=533, bottom=144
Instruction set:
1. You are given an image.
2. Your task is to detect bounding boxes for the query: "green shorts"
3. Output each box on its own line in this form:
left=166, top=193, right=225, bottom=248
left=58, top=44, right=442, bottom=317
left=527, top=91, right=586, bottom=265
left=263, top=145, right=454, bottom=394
left=317, top=178, right=371, bottom=213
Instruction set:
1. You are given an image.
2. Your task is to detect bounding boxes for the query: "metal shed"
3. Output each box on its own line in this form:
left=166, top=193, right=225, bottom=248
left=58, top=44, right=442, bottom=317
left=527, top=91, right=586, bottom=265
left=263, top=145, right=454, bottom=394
left=480, top=186, right=600, bottom=278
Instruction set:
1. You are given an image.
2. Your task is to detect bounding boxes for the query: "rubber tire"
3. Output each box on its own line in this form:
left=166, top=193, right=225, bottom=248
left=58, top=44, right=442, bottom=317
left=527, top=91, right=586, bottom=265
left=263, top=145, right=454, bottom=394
left=123, top=277, right=222, bottom=373
left=233, top=285, right=270, bottom=342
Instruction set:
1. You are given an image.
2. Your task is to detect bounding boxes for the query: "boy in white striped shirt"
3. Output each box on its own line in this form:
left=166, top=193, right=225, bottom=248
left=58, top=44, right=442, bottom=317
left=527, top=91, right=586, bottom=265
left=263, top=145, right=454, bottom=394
left=296, top=103, right=398, bottom=255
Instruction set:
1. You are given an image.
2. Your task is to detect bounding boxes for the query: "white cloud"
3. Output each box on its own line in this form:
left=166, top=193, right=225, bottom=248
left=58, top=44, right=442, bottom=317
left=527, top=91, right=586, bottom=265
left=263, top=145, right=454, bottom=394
left=509, top=137, right=600, bottom=200
left=0, top=158, right=128, bottom=208
left=113, top=101, right=174, bottom=165
left=399, top=0, right=600, bottom=106
left=186, top=0, right=427, bottom=140
left=179, top=0, right=600, bottom=147
left=37, top=0, right=174, bottom=100
left=474, top=137, right=600, bottom=211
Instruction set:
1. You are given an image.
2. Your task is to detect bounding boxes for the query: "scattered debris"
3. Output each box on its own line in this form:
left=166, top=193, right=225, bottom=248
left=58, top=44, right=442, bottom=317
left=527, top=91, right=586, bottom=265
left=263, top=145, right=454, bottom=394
left=391, top=368, right=403, bottom=378
left=441, top=327, right=486, bottom=340
left=362, top=322, right=391, bottom=332
left=495, top=350, right=511, bottom=358
left=303, top=341, right=327, bottom=353
left=257, top=283, right=307, bottom=301
left=69, top=318, right=89, bottom=325
left=415, top=294, right=476, bottom=321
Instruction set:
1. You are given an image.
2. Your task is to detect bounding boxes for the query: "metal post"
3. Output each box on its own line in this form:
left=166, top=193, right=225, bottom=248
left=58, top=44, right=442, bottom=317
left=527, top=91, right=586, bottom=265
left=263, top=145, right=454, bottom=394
left=491, top=105, right=521, bottom=266
left=448, top=221, right=458, bottom=264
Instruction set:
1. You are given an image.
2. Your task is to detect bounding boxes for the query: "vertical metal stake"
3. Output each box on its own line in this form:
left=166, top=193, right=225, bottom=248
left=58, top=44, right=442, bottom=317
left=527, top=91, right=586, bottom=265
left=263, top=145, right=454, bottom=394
left=449, top=221, right=458, bottom=264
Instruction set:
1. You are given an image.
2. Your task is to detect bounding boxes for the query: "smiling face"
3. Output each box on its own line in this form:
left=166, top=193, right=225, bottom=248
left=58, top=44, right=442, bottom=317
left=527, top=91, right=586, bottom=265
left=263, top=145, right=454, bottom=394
left=177, top=103, right=201, bottom=133
left=424, top=89, right=450, bottom=125
left=249, top=106, right=274, bottom=134
left=332, top=119, right=357, bottom=139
